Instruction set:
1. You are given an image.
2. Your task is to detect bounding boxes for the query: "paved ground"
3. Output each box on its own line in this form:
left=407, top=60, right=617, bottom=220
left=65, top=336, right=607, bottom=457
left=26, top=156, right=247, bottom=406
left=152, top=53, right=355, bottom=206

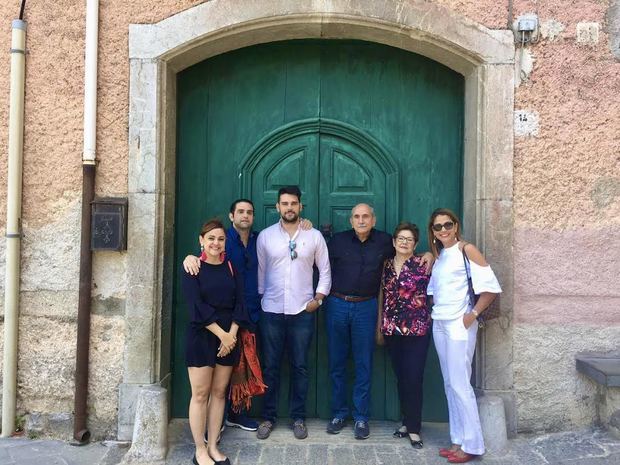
left=1, top=420, right=620, bottom=464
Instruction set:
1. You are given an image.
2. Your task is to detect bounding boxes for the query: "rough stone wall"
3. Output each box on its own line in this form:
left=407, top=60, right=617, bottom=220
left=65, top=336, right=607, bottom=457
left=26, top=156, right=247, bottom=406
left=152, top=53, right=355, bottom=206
left=0, top=0, right=618, bottom=438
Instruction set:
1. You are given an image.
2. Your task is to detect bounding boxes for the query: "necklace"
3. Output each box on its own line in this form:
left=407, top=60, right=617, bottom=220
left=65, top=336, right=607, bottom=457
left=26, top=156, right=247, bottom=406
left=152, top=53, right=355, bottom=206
left=394, top=255, right=411, bottom=275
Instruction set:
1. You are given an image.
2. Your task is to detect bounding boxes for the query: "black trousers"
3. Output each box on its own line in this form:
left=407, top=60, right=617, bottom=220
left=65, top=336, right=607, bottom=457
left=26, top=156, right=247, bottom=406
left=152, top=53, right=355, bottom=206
left=385, top=332, right=431, bottom=434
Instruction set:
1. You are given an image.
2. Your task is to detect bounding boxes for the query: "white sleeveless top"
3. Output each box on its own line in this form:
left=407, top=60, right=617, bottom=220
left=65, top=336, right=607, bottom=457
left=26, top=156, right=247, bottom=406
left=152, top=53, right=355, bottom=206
left=427, top=242, right=502, bottom=320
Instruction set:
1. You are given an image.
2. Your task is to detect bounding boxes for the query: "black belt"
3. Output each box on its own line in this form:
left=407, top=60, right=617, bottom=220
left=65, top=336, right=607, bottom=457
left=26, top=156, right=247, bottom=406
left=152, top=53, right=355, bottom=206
left=331, top=292, right=375, bottom=303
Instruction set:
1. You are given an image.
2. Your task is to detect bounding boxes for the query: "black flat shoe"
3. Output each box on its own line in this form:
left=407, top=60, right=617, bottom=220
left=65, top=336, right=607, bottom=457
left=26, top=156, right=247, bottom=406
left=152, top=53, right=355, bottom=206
left=208, top=452, right=231, bottom=465
left=393, top=424, right=408, bottom=438
left=212, top=458, right=230, bottom=465
left=409, top=437, right=424, bottom=449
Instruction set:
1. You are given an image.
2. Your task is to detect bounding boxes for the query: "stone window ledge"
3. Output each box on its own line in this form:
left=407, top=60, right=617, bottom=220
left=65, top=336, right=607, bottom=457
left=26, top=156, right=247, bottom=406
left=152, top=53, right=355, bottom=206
left=576, top=352, right=620, bottom=387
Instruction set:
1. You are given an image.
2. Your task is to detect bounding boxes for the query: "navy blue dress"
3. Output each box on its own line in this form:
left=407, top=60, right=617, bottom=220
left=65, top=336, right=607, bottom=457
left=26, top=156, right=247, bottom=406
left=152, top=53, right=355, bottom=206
left=181, top=260, right=249, bottom=367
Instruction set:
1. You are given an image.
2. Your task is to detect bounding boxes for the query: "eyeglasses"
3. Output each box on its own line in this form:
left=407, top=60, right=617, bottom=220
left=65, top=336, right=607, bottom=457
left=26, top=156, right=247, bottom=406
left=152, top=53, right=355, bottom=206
left=395, top=236, right=415, bottom=243
left=432, top=221, right=455, bottom=232
left=289, top=240, right=298, bottom=260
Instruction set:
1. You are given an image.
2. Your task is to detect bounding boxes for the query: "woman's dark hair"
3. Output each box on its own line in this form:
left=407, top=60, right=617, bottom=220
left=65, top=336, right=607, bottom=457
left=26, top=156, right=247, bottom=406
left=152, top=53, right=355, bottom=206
left=200, top=218, right=225, bottom=236
left=393, top=222, right=419, bottom=243
left=427, top=208, right=461, bottom=257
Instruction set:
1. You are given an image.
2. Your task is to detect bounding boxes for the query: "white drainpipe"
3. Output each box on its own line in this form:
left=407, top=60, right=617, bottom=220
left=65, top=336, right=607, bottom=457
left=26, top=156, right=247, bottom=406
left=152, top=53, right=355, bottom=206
left=83, top=0, right=98, bottom=165
left=1, top=18, right=27, bottom=438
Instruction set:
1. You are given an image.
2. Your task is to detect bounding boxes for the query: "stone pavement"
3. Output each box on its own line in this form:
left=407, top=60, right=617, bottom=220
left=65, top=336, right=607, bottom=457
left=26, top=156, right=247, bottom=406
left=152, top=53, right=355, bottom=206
left=2, top=420, right=620, bottom=464
left=0, top=436, right=127, bottom=465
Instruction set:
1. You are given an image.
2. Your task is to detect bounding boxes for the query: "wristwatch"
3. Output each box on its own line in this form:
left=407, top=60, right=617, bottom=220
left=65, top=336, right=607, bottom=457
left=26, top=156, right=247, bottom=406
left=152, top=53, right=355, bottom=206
left=314, top=298, right=323, bottom=306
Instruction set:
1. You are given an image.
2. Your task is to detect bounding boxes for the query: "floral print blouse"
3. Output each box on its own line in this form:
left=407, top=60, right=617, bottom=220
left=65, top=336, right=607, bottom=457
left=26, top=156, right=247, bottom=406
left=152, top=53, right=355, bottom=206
left=380, top=255, right=431, bottom=336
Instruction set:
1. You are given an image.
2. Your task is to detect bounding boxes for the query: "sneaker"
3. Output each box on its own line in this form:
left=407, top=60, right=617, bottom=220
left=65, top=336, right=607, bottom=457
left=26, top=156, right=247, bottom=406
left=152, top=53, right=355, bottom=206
left=256, top=420, right=274, bottom=440
left=203, top=423, right=225, bottom=444
left=354, top=420, right=370, bottom=440
left=326, top=417, right=346, bottom=434
left=292, top=419, right=308, bottom=440
left=225, top=413, right=259, bottom=431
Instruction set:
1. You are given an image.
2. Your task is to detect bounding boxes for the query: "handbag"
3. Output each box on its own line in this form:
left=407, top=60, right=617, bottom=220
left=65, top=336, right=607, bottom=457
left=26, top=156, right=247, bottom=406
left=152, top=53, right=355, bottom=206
left=462, top=243, right=500, bottom=327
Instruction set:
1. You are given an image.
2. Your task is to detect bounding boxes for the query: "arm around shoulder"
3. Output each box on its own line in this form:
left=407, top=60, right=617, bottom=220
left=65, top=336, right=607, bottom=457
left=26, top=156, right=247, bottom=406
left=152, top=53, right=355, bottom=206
left=314, top=230, right=332, bottom=296
left=183, top=254, right=201, bottom=275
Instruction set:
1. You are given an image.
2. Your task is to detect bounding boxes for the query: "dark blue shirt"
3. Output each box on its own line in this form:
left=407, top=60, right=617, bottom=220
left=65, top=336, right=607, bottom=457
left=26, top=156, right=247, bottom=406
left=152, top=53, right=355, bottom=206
left=328, top=229, right=395, bottom=297
left=226, top=227, right=261, bottom=322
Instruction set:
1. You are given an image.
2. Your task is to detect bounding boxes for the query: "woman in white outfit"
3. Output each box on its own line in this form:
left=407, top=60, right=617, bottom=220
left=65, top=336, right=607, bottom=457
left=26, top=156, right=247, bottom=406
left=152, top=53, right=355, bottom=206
left=426, top=209, right=502, bottom=463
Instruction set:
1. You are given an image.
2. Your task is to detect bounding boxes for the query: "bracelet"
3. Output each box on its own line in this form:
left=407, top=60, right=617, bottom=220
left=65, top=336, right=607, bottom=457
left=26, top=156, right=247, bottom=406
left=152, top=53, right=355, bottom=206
left=472, top=309, right=479, bottom=317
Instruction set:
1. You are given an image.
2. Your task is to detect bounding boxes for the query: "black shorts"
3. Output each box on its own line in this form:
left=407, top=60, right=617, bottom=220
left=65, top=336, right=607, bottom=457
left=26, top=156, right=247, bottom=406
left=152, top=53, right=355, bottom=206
left=185, top=318, right=240, bottom=368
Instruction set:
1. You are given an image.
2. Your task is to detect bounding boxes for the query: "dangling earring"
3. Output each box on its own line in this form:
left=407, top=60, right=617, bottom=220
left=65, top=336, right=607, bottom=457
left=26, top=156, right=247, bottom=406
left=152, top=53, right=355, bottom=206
left=200, top=245, right=204, bottom=252
left=200, top=244, right=206, bottom=261
left=433, top=238, right=436, bottom=244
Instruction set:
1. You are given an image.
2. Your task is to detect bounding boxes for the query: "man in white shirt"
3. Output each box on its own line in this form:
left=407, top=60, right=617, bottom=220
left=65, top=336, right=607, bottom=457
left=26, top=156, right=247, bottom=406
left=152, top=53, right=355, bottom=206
left=255, top=186, right=331, bottom=440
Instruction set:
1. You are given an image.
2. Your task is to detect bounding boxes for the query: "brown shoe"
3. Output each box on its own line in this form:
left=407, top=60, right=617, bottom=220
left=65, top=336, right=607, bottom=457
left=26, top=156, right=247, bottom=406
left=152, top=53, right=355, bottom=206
left=256, top=420, right=274, bottom=440
left=292, top=419, right=308, bottom=440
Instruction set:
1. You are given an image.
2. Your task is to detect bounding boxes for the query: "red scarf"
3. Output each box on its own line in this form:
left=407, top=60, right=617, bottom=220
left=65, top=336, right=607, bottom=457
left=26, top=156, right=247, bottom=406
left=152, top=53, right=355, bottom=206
left=230, top=329, right=267, bottom=412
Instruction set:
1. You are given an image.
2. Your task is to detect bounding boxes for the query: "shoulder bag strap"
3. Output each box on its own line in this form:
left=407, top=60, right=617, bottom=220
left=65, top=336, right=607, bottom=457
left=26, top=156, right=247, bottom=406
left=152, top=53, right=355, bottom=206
left=461, top=243, right=476, bottom=306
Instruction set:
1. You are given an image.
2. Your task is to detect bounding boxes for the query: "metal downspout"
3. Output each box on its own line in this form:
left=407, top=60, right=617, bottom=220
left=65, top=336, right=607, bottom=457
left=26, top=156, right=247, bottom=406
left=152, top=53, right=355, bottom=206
left=1, top=13, right=27, bottom=438
left=73, top=0, right=99, bottom=443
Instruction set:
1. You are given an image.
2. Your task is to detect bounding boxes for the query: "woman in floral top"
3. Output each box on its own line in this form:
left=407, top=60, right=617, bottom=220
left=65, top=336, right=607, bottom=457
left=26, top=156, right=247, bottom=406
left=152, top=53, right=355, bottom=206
left=376, top=222, right=431, bottom=449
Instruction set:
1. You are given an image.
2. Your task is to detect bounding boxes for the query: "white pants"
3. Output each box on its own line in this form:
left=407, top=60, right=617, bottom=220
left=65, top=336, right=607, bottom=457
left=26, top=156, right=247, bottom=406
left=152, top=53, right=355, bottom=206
left=433, top=317, right=485, bottom=455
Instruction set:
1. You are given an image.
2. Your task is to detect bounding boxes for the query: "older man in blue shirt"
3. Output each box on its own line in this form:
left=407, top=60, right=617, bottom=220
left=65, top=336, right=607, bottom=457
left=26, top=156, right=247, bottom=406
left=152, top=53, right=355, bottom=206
left=325, top=204, right=433, bottom=439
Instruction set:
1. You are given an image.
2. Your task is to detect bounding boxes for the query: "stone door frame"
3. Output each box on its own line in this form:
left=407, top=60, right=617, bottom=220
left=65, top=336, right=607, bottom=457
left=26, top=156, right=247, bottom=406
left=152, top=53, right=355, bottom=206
left=121, top=0, right=515, bottom=439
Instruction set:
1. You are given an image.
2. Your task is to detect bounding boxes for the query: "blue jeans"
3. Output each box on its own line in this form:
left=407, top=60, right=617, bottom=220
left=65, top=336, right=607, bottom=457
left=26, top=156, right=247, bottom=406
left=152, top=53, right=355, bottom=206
left=325, top=296, right=377, bottom=422
left=259, top=310, right=315, bottom=423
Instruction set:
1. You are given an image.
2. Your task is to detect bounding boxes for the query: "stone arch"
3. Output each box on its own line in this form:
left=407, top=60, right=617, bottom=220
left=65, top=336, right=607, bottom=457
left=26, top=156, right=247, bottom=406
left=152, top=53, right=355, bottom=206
left=122, top=0, right=515, bottom=439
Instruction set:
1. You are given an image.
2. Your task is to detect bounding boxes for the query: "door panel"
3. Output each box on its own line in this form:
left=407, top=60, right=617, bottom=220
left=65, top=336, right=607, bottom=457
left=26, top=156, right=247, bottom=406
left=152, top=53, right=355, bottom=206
left=250, top=133, right=320, bottom=226
left=318, top=134, right=387, bottom=232
left=173, top=40, right=464, bottom=421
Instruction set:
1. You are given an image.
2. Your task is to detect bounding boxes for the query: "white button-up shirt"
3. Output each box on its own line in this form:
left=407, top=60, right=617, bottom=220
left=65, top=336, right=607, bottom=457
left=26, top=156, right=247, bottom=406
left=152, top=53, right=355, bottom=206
left=257, top=221, right=331, bottom=315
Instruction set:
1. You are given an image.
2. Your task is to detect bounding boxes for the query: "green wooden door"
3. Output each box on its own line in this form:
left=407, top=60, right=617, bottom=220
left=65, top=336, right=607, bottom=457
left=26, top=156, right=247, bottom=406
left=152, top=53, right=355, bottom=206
left=172, top=40, right=464, bottom=422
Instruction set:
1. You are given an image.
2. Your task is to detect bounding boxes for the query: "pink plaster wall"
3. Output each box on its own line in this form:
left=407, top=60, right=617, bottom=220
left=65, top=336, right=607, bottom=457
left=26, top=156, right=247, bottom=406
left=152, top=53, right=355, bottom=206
left=509, top=0, right=620, bottom=330
left=0, top=1, right=207, bottom=229
left=1, top=2, right=616, bottom=229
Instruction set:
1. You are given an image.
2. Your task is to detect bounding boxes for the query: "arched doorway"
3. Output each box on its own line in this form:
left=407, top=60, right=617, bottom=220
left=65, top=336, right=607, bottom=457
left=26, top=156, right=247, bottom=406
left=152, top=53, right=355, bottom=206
left=122, top=0, right=514, bottom=440
left=171, top=40, right=464, bottom=421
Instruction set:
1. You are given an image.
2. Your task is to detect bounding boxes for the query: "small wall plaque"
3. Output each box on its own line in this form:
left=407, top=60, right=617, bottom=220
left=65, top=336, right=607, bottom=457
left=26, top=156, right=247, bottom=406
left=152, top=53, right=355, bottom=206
left=91, top=197, right=128, bottom=251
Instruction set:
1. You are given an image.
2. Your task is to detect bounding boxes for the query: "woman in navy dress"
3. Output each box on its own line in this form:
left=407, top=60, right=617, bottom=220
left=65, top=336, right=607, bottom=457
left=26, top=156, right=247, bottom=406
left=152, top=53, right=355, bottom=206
left=182, top=218, right=249, bottom=465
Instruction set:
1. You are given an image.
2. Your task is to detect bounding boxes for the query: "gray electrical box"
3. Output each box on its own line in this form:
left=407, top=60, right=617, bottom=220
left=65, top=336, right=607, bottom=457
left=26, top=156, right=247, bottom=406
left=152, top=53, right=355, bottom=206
left=518, top=17, right=537, bottom=32
left=91, top=197, right=128, bottom=251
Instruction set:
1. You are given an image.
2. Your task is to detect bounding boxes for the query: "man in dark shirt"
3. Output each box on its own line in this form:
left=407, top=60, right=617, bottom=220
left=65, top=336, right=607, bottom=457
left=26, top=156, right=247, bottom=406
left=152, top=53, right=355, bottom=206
left=325, top=204, right=432, bottom=439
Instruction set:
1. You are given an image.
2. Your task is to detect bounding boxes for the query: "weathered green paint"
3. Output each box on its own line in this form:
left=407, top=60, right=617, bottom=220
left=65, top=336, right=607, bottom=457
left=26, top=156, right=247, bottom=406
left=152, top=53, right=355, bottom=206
left=173, top=40, right=464, bottom=422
